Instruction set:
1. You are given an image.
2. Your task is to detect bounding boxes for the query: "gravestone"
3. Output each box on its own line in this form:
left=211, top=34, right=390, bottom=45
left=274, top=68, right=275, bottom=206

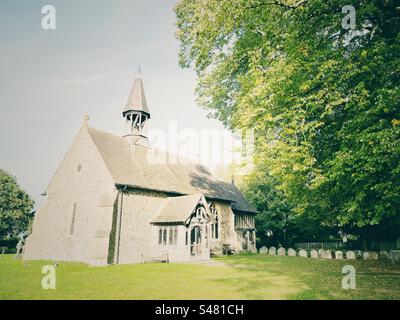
left=259, top=246, right=268, bottom=254
left=318, top=249, right=324, bottom=257
left=14, top=241, right=23, bottom=259
left=354, top=250, right=363, bottom=259
left=379, top=251, right=390, bottom=260
left=0, top=246, right=7, bottom=260
left=321, top=250, right=333, bottom=259
left=346, top=251, right=356, bottom=260
left=370, top=251, right=379, bottom=260
left=389, top=250, right=400, bottom=263
left=269, top=247, right=276, bottom=255
left=335, top=251, right=344, bottom=260
left=299, top=249, right=308, bottom=258
left=363, top=251, right=378, bottom=260
left=310, top=250, right=319, bottom=258
left=288, top=248, right=296, bottom=256
left=277, top=247, right=286, bottom=256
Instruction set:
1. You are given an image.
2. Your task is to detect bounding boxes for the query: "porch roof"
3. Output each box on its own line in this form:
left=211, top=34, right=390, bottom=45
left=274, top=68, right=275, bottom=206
left=151, top=194, right=207, bottom=224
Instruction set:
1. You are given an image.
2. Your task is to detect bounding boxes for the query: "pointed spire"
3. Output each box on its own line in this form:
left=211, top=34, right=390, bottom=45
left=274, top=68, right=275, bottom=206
left=123, top=77, right=150, bottom=118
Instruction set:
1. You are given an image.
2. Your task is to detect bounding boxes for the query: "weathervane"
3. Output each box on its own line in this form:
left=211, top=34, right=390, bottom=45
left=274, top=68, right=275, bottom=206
left=135, top=66, right=142, bottom=77
left=83, top=114, right=90, bottom=125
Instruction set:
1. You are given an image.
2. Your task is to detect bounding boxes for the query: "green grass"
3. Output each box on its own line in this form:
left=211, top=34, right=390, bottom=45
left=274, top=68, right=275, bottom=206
left=0, top=253, right=399, bottom=300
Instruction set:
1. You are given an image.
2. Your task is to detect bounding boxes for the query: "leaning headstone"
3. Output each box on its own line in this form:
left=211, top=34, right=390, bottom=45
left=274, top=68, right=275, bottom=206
left=311, top=249, right=319, bottom=258
left=321, top=250, right=333, bottom=259
left=363, top=251, right=378, bottom=260
left=346, top=251, right=356, bottom=260
left=259, top=246, right=268, bottom=254
left=379, top=251, right=390, bottom=260
left=335, top=251, right=344, bottom=260
left=269, top=247, right=276, bottom=255
left=288, top=248, right=296, bottom=256
left=277, top=247, right=286, bottom=256
left=299, top=249, right=308, bottom=258
left=389, top=250, right=400, bottom=263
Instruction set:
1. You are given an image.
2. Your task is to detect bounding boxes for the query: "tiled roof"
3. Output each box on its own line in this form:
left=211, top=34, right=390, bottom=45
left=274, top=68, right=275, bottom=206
left=87, top=126, right=257, bottom=213
left=122, top=78, right=150, bottom=116
left=151, top=194, right=207, bottom=223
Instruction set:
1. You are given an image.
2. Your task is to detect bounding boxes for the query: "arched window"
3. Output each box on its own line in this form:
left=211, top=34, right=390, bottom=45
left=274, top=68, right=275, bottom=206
left=210, top=204, right=218, bottom=239
left=173, top=227, right=178, bottom=245
left=169, top=227, right=173, bottom=245
left=190, top=226, right=201, bottom=245
left=158, top=228, right=163, bottom=245
left=190, top=226, right=202, bottom=256
left=163, top=228, right=167, bottom=245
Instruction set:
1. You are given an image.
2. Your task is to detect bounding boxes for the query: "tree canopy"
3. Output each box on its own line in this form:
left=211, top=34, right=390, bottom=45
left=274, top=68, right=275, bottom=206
left=0, top=169, right=34, bottom=239
left=175, top=0, right=400, bottom=243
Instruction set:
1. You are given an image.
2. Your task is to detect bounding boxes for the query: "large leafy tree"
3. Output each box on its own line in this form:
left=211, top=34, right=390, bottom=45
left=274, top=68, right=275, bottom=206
left=0, top=170, right=34, bottom=238
left=241, top=165, right=332, bottom=246
left=175, top=0, right=400, bottom=239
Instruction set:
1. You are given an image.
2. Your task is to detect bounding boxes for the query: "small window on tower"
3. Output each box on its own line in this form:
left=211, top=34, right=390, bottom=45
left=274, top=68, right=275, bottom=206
left=77, top=164, right=82, bottom=173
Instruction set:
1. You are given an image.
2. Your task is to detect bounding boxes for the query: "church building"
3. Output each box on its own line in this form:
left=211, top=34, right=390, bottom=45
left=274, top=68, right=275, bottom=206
left=24, top=77, right=257, bottom=266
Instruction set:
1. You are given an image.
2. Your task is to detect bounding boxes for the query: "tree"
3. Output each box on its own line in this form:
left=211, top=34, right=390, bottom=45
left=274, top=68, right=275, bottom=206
left=240, top=165, right=292, bottom=246
left=0, top=170, right=34, bottom=238
left=241, top=164, right=335, bottom=246
left=175, top=0, right=400, bottom=239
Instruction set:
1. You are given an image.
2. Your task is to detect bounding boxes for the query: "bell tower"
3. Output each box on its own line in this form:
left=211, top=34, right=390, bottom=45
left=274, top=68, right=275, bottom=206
left=122, top=76, right=151, bottom=147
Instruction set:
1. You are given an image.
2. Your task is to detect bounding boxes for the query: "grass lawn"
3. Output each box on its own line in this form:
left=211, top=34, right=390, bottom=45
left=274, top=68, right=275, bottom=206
left=0, top=253, right=399, bottom=300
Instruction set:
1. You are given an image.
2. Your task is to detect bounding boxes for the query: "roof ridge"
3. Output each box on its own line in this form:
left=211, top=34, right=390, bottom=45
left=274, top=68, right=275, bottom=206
left=87, top=126, right=205, bottom=166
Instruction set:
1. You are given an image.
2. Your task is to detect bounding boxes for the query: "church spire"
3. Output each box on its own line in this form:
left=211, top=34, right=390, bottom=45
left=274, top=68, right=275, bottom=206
left=122, top=75, right=151, bottom=148
left=122, top=77, right=150, bottom=118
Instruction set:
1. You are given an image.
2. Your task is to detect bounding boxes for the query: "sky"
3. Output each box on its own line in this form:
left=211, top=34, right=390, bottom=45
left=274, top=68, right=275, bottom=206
left=0, top=0, right=238, bottom=209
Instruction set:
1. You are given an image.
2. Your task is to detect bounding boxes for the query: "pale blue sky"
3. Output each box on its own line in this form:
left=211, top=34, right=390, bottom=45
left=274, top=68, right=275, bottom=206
left=0, top=0, right=230, bottom=208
